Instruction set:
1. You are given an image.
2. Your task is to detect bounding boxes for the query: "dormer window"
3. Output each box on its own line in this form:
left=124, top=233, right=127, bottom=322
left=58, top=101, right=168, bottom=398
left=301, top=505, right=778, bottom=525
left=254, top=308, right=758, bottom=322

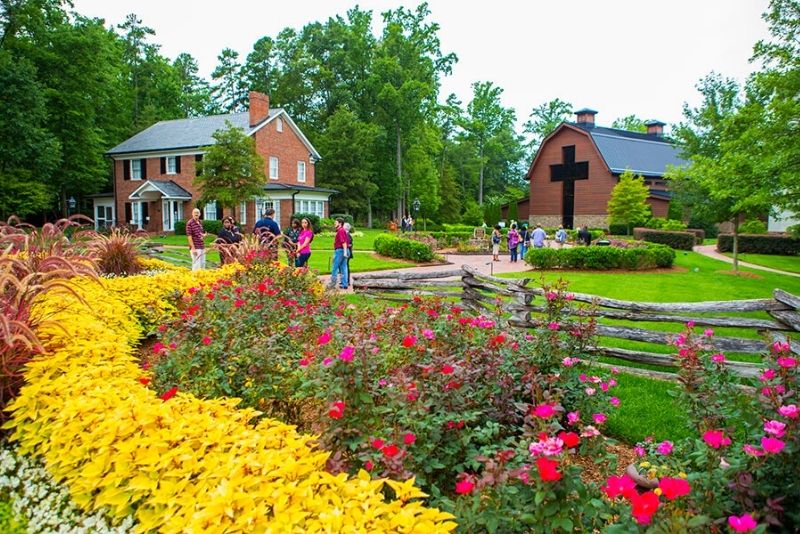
left=276, top=118, right=283, bottom=132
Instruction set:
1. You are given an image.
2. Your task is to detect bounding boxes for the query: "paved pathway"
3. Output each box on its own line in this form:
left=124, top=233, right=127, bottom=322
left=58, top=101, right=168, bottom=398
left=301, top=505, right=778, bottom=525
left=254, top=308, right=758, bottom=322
left=323, top=252, right=535, bottom=289
left=693, top=244, right=800, bottom=278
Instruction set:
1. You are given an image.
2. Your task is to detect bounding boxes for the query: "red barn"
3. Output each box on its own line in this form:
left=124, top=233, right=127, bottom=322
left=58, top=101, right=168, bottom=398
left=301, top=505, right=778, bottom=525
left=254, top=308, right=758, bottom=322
left=525, top=109, right=685, bottom=229
left=101, top=92, right=333, bottom=232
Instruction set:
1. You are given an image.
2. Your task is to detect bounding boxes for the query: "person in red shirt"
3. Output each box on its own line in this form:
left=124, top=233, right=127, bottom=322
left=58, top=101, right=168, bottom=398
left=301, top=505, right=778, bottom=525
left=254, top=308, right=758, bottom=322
left=328, top=218, right=349, bottom=289
left=186, top=208, right=206, bottom=270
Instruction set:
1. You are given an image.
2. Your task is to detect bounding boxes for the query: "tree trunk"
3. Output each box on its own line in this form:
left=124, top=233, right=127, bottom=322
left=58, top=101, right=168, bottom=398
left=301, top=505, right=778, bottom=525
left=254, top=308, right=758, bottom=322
left=367, top=197, right=373, bottom=229
left=396, top=124, right=403, bottom=220
left=732, top=216, right=740, bottom=272
left=478, top=143, right=484, bottom=206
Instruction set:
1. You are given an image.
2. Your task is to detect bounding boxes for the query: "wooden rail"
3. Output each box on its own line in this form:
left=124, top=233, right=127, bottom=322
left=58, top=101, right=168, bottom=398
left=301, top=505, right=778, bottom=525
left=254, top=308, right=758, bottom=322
left=353, top=266, right=800, bottom=379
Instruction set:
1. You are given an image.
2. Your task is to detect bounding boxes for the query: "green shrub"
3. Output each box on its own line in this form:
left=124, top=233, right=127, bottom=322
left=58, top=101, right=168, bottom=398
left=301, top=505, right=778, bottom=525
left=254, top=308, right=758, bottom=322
left=717, top=233, right=800, bottom=255
left=526, top=243, right=674, bottom=270
left=175, top=219, right=222, bottom=235
left=373, top=234, right=435, bottom=262
left=646, top=217, right=687, bottom=231
left=330, top=213, right=354, bottom=226
left=633, top=228, right=695, bottom=250
left=292, top=212, right=321, bottom=233
left=688, top=216, right=719, bottom=238
left=788, top=224, right=800, bottom=238
left=463, top=203, right=485, bottom=226
left=738, top=218, right=768, bottom=234
left=566, top=228, right=605, bottom=243
left=442, top=223, right=477, bottom=233
left=428, top=231, right=473, bottom=247
left=608, top=223, right=630, bottom=235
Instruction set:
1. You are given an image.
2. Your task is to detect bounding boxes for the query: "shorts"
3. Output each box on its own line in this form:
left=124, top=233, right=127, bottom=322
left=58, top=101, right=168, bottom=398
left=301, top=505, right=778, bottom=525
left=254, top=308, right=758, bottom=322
left=492, top=243, right=500, bottom=255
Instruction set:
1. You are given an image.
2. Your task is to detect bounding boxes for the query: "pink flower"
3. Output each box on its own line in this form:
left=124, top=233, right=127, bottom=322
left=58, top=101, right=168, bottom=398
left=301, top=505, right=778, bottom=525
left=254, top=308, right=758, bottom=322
left=585, top=387, right=596, bottom=396
left=364, top=460, right=374, bottom=471
left=777, top=356, right=797, bottom=368
left=381, top=444, right=400, bottom=458
left=202, top=336, right=212, bottom=345
left=656, top=441, right=673, bottom=455
left=630, top=491, right=660, bottom=525
left=761, top=436, right=785, bottom=454
left=234, top=298, right=245, bottom=308
left=773, top=341, right=790, bottom=353
left=779, top=404, right=798, bottom=419
left=567, top=411, right=580, bottom=425
left=403, top=432, right=416, bottom=445
left=152, top=342, right=167, bottom=354
left=529, top=436, right=564, bottom=457
left=728, top=514, right=758, bottom=533
left=593, top=413, right=607, bottom=425
left=562, top=357, right=580, bottom=367
left=686, top=321, right=695, bottom=328
left=743, top=444, right=765, bottom=457
left=548, top=322, right=560, bottom=331
left=634, top=445, right=646, bottom=456
left=422, top=329, right=435, bottom=340
left=602, top=475, right=637, bottom=499
left=760, top=368, right=776, bottom=381
left=371, top=438, right=385, bottom=449
left=764, top=420, right=786, bottom=438
left=441, top=364, right=455, bottom=375
left=317, top=331, right=332, bottom=345
left=704, top=328, right=714, bottom=337
left=339, top=346, right=355, bottom=362
left=702, top=430, right=731, bottom=449
left=611, top=367, right=620, bottom=374
left=610, top=397, right=621, bottom=407
left=545, top=291, right=557, bottom=301
left=323, top=357, right=333, bottom=366
left=659, top=477, right=691, bottom=501
left=455, top=478, right=475, bottom=495
left=578, top=373, right=588, bottom=382
left=566, top=293, right=574, bottom=301
left=531, top=403, right=557, bottom=418
left=371, top=346, right=380, bottom=354
left=711, top=353, right=726, bottom=363
left=402, top=335, right=417, bottom=348
left=581, top=426, right=600, bottom=438
left=328, top=400, right=345, bottom=419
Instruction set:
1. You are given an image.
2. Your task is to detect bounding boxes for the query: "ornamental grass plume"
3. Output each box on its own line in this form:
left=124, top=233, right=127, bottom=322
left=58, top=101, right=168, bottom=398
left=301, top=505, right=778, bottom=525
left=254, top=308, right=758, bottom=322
left=85, top=227, right=148, bottom=276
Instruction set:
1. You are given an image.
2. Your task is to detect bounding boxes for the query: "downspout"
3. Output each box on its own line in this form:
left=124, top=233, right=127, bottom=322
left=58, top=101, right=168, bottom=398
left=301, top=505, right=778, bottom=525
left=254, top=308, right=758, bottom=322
left=292, top=190, right=298, bottom=217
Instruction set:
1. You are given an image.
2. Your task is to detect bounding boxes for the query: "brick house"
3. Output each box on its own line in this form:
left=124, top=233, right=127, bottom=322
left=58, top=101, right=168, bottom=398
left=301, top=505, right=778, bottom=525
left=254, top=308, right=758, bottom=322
left=102, top=91, right=333, bottom=232
left=522, top=109, right=686, bottom=229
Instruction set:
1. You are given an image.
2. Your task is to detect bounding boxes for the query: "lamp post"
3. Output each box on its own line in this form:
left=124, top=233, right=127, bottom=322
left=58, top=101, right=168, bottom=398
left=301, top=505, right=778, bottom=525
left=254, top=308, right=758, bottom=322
left=412, top=198, right=420, bottom=231
left=67, top=196, right=76, bottom=217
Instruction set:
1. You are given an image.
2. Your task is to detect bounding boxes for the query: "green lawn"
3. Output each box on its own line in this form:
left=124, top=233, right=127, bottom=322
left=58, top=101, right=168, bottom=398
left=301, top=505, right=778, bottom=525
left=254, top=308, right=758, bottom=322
left=147, top=228, right=392, bottom=250
left=722, top=252, right=800, bottom=274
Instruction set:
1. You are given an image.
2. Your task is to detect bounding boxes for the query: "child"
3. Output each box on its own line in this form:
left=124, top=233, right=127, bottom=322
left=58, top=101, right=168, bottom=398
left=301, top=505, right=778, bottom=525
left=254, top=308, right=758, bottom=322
left=491, top=225, right=502, bottom=262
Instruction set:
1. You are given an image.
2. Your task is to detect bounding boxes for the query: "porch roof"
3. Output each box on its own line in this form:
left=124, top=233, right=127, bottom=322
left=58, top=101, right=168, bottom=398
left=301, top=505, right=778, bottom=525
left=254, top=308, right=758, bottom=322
left=129, top=180, right=192, bottom=201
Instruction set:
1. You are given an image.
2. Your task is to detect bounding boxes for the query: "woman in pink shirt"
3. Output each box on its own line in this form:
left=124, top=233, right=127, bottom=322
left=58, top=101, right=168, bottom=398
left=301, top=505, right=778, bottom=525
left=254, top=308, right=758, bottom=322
left=295, top=218, right=314, bottom=268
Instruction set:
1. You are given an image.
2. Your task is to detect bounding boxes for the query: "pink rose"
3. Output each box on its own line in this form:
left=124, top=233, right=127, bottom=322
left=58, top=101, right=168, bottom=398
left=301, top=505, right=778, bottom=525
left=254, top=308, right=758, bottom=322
left=656, top=440, right=673, bottom=455
left=778, top=404, right=798, bottom=419
left=761, top=436, right=785, bottom=454
left=763, top=420, right=786, bottom=438
left=728, top=514, right=758, bottom=533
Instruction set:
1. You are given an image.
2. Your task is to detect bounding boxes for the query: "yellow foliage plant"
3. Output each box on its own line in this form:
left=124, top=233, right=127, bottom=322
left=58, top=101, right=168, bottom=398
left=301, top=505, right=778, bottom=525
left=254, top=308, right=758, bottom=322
left=4, top=265, right=456, bottom=533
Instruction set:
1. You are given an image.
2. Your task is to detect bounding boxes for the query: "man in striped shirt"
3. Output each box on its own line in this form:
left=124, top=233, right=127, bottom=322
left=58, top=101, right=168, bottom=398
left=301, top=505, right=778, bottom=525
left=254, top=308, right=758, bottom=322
left=186, top=208, right=206, bottom=270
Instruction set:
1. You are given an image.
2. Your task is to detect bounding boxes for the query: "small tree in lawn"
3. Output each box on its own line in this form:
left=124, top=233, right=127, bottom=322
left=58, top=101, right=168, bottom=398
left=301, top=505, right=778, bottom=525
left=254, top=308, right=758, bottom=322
left=195, top=121, right=265, bottom=216
left=607, top=169, right=650, bottom=234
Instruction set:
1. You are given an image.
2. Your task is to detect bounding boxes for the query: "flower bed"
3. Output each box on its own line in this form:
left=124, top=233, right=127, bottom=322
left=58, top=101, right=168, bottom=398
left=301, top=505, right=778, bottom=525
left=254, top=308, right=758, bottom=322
left=5, top=262, right=455, bottom=532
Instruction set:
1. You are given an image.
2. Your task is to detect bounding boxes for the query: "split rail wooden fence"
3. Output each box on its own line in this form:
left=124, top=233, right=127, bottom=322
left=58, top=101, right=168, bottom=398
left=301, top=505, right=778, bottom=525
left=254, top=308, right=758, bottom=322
left=353, top=265, right=800, bottom=380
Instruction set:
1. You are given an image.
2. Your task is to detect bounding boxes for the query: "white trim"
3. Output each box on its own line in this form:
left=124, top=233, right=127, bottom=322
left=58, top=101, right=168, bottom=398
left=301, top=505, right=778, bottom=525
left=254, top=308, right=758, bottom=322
left=111, top=149, right=205, bottom=160
left=294, top=192, right=330, bottom=201
left=128, top=181, right=191, bottom=201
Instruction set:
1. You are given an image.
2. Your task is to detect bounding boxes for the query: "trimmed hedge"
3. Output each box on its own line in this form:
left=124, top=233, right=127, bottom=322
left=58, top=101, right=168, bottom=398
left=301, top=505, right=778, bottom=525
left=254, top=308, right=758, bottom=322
left=428, top=231, right=474, bottom=247
left=525, top=243, right=675, bottom=270
left=292, top=213, right=321, bottom=233
left=174, top=219, right=223, bottom=236
left=717, top=233, right=800, bottom=255
left=608, top=223, right=630, bottom=235
left=374, top=234, right=435, bottom=262
left=633, top=228, right=695, bottom=251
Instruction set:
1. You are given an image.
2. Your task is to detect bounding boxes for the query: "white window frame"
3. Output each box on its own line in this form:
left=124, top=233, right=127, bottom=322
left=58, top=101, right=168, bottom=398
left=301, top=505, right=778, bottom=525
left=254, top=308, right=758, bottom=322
left=297, top=199, right=324, bottom=218
left=269, top=157, right=279, bottom=180
left=131, top=201, right=143, bottom=229
left=276, top=118, right=283, bottom=132
left=256, top=198, right=280, bottom=226
left=239, top=201, right=247, bottom=225
left=95, top=205, right=113, bottom=229
left=297, top=161, right=306, bottom=183
left=204, top=200, right=217, bottom=221
left=131, top=159, right=143, bottom=180
left=166, top=156, right=177, bottom=174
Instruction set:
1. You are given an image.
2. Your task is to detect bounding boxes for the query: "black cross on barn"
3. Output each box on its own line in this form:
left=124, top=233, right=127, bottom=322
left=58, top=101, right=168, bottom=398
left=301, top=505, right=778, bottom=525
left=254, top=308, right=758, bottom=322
left=549, top=145, right=588, bottom=229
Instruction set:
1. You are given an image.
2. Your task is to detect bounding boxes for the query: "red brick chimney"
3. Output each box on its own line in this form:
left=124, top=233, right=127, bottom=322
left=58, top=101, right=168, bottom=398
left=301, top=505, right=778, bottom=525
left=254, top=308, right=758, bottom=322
left=249, top=91, right=270, bottom=126
left=645, top=120, right=665, bottom=137
left=575, top=108, right=597, bottom=128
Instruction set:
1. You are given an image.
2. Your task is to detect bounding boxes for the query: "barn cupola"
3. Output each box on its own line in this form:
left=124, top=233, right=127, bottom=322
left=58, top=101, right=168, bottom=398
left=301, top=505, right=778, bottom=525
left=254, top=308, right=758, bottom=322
left=645, top=120, right=665, bottom=137
left=574, top=108, right=597, bottom=128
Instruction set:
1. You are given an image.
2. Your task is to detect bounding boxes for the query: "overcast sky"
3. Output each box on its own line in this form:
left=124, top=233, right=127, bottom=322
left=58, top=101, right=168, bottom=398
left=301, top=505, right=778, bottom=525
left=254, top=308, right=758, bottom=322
left=72, top=0, right=771, bottom=132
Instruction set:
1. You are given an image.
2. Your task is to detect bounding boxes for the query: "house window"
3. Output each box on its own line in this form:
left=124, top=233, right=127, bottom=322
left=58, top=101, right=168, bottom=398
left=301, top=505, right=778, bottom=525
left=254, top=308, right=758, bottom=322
left=297, top=199, right=324, bottom=218
left=276, top=118, right=283, bottom=132
left=256, top=198, right=280, bottom=225
left=239, top=201, right=247, bottom=225
left=131, top=201, right=143, bottom=228
left=95, top=205, right=113, bottom=229
left=297, top=161, right=306, bottom=183
left=167, top=156, right=177, bottom=174
left=131, top=159, right=143, bottom=180
left=204, top=201, right=218, bottom=221
left=269, top=157, right=279, bottom=180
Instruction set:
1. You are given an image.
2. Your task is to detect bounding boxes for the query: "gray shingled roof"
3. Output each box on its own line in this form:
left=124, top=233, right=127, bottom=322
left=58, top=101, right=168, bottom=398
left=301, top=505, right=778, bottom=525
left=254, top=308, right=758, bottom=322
left=569, top=124, right=687, bottom=177
left=106, top=110, right=282, bottom=155
left=149, top=180, right=193, bottom=199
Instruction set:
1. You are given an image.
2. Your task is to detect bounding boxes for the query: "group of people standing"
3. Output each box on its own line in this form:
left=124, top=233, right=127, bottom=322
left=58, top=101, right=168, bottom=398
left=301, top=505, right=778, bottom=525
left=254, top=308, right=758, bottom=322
left=400, top=214, right=415, bottom=232
left=185, top=207, right=353, bottom=289
left=490, top=223, right=569, bottom=262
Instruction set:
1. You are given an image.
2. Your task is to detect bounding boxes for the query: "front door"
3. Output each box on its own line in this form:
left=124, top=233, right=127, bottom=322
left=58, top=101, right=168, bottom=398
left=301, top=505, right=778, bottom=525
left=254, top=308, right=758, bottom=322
left=162, top=200, right=183, bottom=231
